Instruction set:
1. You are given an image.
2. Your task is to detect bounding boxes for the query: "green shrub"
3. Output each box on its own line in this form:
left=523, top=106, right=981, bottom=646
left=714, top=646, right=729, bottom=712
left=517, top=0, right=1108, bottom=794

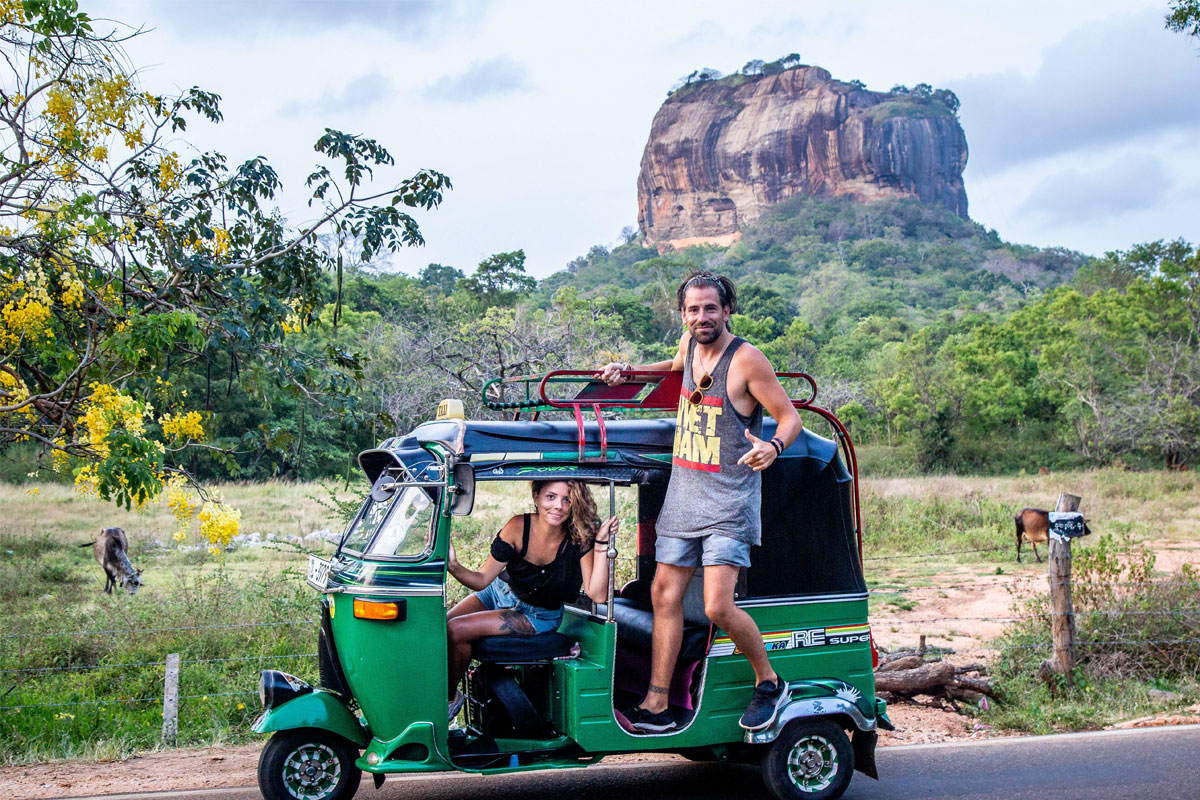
left=986, top=533, right=1200, bottom=732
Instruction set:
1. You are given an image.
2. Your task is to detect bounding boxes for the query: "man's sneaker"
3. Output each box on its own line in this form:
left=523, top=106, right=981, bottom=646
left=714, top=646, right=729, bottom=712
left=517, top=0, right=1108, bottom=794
left=739, top=679, right=786, bottom=731
left=448, top=690, right=465, bottom=720
left=624, top=705, right=678, bottom=733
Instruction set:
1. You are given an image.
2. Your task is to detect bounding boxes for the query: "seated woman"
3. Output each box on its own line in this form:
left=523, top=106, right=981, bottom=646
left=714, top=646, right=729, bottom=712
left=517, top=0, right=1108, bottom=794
left=445, top=480, right=616, bottom=716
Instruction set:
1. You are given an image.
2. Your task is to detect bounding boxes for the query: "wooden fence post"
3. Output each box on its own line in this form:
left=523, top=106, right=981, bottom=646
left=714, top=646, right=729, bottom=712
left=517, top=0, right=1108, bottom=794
left=1040, top=492, right=1080, bottom=685
left=162, top=653, right=179, bottom=745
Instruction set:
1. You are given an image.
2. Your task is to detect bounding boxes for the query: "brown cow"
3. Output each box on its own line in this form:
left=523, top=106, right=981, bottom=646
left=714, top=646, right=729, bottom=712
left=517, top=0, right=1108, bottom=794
left=1015, top=508, right=1091, bottom=562
left=81, top=527, right=143, bottom=595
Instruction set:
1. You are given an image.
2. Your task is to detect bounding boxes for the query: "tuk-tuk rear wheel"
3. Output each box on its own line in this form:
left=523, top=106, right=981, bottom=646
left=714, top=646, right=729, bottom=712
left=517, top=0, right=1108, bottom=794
left=761, top=719, right=853, bottom=800
left=258, top=729, right=362, bottom=800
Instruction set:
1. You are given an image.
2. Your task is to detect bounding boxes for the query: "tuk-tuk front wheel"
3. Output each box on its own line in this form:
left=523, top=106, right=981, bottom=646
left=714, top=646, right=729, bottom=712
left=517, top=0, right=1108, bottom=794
left=761, top=719, right=853, bottom=800
left=258, top=729, right=362, bottom=800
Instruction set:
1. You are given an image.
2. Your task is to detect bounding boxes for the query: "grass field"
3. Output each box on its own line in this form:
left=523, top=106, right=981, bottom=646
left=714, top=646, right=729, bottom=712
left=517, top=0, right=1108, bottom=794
left=2, top=467, right=1198, bottom=761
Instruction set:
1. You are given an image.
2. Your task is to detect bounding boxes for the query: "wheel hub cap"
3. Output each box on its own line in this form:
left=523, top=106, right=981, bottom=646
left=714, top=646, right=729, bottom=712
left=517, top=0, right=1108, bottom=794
left=786, top=734, right=837, bottom=792
left=282, top=742, right=341, bottom=800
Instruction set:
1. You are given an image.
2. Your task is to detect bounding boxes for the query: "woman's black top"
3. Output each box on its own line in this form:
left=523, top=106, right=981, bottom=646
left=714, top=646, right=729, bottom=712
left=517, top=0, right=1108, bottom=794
left=490, top=514, right=592, bottom=611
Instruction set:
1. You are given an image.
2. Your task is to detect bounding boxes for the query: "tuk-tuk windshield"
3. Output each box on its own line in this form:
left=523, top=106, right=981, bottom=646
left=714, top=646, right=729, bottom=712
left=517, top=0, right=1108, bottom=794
left=340, top=485, right=437, bottom=559
left=365, top=486, right=435, bottom=558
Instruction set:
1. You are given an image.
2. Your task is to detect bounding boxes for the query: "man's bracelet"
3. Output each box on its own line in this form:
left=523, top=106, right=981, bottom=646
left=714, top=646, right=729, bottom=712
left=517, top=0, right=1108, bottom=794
left=770, top=437, right=784, bottom=456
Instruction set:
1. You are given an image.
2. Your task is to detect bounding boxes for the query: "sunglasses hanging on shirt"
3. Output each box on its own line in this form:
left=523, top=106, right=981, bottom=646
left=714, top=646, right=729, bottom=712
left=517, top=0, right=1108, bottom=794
left=688, top=373, right=714, bottom=405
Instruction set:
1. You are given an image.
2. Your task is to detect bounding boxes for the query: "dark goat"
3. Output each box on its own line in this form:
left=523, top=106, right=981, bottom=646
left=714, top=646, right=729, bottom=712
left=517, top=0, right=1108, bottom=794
left=1015, top=508, right=1091, bottom=562
left=80, top=527, right=143, bottom=595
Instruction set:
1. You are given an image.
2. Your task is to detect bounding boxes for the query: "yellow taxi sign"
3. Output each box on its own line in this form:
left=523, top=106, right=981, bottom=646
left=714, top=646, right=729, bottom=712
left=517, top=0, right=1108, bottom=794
left=436, top=399, right=465, bottom=420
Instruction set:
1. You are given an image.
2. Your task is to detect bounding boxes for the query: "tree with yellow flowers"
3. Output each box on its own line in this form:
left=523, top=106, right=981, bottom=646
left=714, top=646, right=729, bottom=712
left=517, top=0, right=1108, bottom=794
left=0, top=0, right=449, bottom=546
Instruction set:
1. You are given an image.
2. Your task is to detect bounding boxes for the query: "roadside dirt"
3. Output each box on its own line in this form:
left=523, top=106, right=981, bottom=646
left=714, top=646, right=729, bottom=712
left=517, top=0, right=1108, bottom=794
left=7, top=540, right=1199, bottom=800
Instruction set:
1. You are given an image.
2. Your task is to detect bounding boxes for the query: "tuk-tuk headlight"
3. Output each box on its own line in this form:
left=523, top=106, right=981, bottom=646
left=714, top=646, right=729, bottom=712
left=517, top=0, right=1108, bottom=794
left=258, top=670, right=313, bottom=710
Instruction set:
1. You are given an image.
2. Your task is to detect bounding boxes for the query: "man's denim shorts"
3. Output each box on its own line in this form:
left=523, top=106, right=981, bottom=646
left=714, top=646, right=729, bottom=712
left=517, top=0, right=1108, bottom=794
left=656, top=534, right=751, bottom=568
left=473, top=577, right=563, bottom=634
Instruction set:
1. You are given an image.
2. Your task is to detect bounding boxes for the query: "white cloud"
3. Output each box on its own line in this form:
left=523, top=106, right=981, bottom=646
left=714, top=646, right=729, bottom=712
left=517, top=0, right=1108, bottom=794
left=421, top=58, right=532, bottom=103
left=952, top=11, right=1200, bottom=170
left=279, top=72, right=394, bottom=117
left=1016, top=153, right=1170, bottom=226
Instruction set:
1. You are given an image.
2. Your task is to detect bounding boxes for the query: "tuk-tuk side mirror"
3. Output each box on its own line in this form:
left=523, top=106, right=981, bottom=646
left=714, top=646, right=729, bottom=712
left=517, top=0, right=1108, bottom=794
left=450, top=464, right=475, bottom=516
left=370, top=472, right=398, bottom=504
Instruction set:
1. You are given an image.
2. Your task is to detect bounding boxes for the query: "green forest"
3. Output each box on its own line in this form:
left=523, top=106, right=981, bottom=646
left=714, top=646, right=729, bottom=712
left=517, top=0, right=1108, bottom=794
left=193, top=194, right=1200, bottom=479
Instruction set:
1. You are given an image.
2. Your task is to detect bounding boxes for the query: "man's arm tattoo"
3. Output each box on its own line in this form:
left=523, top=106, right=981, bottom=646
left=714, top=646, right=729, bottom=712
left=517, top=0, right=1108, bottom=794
left=499, top=608, right=536, bottom=635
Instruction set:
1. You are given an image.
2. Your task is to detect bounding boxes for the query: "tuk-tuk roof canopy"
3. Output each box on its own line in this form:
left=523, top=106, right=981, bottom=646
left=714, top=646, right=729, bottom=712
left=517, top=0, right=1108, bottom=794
left=359, top=417, right=840, bottom=486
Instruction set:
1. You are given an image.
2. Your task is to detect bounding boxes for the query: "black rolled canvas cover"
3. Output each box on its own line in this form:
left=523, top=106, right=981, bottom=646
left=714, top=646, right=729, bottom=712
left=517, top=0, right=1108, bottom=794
left=747, top=435, right=865, bottom=598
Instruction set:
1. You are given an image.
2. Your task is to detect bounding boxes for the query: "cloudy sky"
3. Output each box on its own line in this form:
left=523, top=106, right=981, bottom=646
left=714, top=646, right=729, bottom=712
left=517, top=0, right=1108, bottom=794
left=91, top=0, right=1200, bottom=278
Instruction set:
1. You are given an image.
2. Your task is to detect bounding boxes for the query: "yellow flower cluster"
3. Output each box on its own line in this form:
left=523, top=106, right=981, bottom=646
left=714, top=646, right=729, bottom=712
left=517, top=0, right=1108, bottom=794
left=0, top=0, right=27, bottom=24
left=37, top=70, right=145, bottom=174
left=164, top=475, right=198, bottom=542
left=184, top=227, right=233, bottom=260
left=43, top=85, right=76, bottom=133
left=60, top=271, right=85, bottom=309
left=159, top=410, right=205, bottom=442
left=73, top=463, right=99, bottom=497
left=0, top=369, right=38, bottom=422
left=51, top=438, right=69, bottom=472
left=157, top=152, right=181, bottom=191
left=76, top=383, right=150, bottom=490
left=280, top=298, right=307, bottom=336
left=198, top=502, right=241, bottom=552
left=212, top=228, right=232, bottom=257
left=0, top=268, right=55, bottom=349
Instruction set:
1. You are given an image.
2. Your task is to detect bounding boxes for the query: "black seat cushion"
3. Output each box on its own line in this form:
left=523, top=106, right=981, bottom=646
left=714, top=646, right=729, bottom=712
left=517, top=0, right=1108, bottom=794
left=473, top=631, right=571, bottom=663
left=600, top=598, right=711, bottom=662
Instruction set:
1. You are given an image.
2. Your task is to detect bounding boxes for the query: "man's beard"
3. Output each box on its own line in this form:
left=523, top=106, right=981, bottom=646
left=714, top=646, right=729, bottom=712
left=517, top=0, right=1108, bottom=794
left=691, top=323, right=722, bottom=345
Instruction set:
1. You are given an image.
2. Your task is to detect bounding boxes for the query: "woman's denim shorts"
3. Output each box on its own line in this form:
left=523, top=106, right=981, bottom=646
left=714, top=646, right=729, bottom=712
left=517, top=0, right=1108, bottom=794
left=473, top=577, right=563, bottom=635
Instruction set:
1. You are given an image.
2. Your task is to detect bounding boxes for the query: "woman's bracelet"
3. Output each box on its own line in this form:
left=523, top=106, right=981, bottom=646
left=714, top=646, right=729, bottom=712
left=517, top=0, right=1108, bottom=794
left=593, top=538, right=610, bottom=545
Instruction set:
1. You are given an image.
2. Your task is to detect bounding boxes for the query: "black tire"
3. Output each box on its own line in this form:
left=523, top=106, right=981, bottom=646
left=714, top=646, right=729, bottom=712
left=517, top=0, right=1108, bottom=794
left=258, top=729, right=362, bottom=800
left=761, top=719, right=854, bottom=800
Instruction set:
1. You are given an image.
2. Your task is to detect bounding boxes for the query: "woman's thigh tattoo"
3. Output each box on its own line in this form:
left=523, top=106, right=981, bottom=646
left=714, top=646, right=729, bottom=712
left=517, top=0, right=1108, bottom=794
left=499, top=608, right=535, bottom=635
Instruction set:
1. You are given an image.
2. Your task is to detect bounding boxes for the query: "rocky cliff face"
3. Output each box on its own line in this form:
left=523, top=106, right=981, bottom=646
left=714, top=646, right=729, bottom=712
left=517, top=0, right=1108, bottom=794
left=637, top=67, right=969, bottom=248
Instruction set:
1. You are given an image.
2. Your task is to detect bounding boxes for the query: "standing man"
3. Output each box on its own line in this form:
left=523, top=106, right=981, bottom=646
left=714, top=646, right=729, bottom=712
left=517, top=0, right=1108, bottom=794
left=599, top=271, right=804, bottom=733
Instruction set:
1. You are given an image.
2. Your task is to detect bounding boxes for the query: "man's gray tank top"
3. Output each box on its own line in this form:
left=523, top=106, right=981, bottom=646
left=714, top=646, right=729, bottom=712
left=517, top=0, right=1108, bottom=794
left=657, top=336, right=764, bottom=545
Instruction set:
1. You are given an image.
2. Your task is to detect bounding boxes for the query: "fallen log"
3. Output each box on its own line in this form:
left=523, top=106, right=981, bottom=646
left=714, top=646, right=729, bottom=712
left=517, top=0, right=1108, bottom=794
left=874, top=659, right=998, bottom=706
left=874, top=660, right=957, bottom=693
left=954, top=674, right=998, bottom=699
left=877, top=655, right=926, bottom=673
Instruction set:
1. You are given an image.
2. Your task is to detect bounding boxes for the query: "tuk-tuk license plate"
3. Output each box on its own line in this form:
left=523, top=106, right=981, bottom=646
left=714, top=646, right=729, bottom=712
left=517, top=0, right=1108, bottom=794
left=307, top=555, right=332, bottom=591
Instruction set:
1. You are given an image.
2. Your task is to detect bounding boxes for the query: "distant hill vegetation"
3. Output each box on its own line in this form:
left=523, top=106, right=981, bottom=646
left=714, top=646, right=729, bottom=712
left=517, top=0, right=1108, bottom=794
left=542, top=194, right=1087, bottom=347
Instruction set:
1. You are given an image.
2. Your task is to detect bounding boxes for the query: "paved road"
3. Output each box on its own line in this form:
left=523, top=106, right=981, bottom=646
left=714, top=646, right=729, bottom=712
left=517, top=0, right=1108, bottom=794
left=69, top=725, right=1200, bottom=800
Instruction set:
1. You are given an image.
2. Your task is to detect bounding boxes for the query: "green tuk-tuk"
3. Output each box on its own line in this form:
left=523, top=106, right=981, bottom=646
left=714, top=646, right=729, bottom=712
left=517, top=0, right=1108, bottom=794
left=252, top=370, right=891, bottom=800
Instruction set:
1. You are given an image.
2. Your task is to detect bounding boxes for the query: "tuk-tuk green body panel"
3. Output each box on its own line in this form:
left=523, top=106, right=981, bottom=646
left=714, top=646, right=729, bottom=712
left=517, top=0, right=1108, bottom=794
left=251, top=689, right=369, bottom=748
left=552, top=598, right=875, bottom=754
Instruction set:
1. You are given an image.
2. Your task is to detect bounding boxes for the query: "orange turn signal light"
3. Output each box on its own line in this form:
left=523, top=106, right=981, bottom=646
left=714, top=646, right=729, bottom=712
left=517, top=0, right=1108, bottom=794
left=353, top=599, right=401, bottom=620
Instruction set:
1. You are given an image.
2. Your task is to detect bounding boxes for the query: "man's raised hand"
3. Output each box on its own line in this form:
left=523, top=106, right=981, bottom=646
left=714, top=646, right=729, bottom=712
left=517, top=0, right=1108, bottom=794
left=737, top=429, right=778, bottom=472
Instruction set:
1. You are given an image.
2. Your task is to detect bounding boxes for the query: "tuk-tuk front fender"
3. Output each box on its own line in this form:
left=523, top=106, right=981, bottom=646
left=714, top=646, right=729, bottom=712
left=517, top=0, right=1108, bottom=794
left=252, top=689, right=370, bottom=749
